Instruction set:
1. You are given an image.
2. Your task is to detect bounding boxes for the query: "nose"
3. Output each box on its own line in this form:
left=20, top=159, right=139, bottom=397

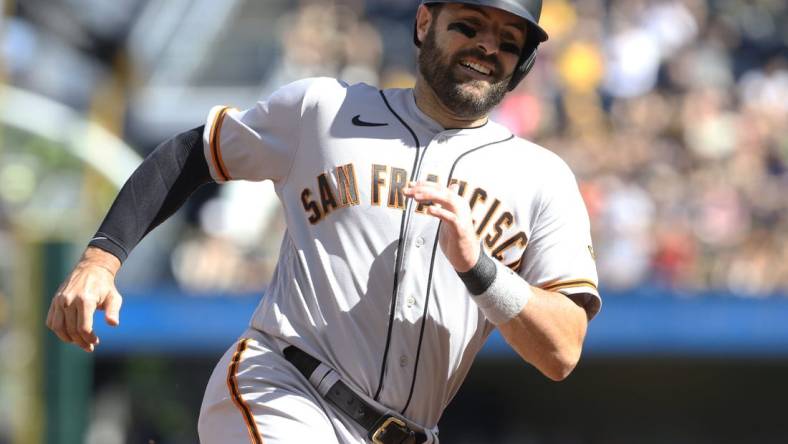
left=475, top=30, right=499, bottom=55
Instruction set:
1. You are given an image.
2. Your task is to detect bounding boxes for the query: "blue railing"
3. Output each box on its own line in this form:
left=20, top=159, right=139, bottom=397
left=93, top=287, right=788, bottom=358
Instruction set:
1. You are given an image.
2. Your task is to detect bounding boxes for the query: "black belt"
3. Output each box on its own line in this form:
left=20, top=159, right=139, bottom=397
left=283, top=345, right=428, bottom=444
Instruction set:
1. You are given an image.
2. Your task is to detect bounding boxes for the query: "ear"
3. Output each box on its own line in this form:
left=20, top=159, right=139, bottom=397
left=415, top=5, right=434, bottom=46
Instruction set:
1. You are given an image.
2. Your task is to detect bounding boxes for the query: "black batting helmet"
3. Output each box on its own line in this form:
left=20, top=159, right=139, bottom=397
left=414, top=0, right=549, bottom=90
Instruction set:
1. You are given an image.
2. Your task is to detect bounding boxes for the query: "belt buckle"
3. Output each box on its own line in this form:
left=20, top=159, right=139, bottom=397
left=371, top=416, right=412, bottom=444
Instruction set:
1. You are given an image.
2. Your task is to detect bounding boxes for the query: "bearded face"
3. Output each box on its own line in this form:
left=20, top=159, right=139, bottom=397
left=417, top=17, right=512, bottom=120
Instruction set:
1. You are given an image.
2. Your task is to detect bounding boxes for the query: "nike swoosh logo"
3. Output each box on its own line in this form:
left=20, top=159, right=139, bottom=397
left=352, top=114, right=388, bottom=127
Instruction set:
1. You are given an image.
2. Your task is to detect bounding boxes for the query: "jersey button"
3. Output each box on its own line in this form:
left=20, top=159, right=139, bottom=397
left=399, top=355, right=408, bottom=367
left=415, top=237, right=425, bottom=248
left=406, top=296, right=416, bottom=307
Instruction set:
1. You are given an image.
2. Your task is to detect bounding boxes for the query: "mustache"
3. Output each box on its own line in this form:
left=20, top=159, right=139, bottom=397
left=451, top=48, right=504, bottom=79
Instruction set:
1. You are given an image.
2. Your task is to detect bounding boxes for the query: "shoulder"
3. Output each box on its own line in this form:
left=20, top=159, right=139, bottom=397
left=291, top=77, right=380, bottom=99
left=488, top=124, right=577, bottom=182
left=492, top=129, right=583, bottom=215
left=514, top=139, right=585, bottom=212
left=268, top=77, right=341, bottom=104
left=273, top=77, right=381, bottom=111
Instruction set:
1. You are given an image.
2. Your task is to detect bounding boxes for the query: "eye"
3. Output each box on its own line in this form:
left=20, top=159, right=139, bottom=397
left=500, top=42, right=521, bottom=55
left=447, top=22, right=476, bottom=38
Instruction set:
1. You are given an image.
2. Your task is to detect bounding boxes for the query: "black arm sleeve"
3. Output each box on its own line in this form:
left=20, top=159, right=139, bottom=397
left=88, top=125, right=213, bottom=263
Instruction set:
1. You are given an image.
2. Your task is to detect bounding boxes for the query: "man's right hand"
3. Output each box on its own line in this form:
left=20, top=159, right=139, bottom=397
left=45, top=247, right=123, bottom=352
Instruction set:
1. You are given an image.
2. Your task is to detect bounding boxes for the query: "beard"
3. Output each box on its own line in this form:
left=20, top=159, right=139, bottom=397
left=418, top=24, right=511, bottom=119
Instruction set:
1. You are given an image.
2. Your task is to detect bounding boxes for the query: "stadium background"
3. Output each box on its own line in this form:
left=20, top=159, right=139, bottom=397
left=1, top=0, right=787, bottom=442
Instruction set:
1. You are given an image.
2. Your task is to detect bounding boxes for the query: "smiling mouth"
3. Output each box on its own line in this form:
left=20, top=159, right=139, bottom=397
left=459, top=60, right=493, bottom=76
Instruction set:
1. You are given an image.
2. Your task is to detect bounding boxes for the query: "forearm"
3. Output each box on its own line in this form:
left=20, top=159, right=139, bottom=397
left=460, top=251, right=588, bottom=380
left=498, top=286, right=587, bottom=381
left=89, top=125, right=212, bottom=262
left=46, top=128, right=209, bottom=352
left=403, top=180, right=593, bottom=379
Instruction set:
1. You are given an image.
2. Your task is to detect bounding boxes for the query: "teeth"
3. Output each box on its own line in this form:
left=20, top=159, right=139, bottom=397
left=461, top=61, right=491, bottom=75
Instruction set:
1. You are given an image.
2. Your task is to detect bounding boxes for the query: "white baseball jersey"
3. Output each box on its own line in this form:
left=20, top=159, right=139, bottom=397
left=200, top=77, right=600, bottom=437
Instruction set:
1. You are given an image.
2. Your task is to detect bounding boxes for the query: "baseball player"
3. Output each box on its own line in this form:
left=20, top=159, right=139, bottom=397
left=46, top=1, right=600, bottom=443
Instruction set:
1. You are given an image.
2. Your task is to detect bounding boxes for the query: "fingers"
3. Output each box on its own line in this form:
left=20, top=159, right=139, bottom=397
left=49, top=304, right=73, bottom=344
left=64, top=305, right=83, bottom=349
left=61, top=299, right=97, bottom=352
left=50, top=295, right=100, bottom=352
left=46, top=299, right=55, bottom=329
left=414, top=180, right=460, bottom=194
left=45, top=264, right=120, bottom=352
left=426, top=204, right=459, bottom=224
left=77, top=299, right=99, bottom=351
left=45, top=282, right=65, bottom=331
left=102, top=289, right=123, bottom=327
left=403, top=181, right=460, bottom=211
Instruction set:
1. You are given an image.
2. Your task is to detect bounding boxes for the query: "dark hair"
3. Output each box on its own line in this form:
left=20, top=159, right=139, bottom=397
left=426, top=3, right=444, bottom=17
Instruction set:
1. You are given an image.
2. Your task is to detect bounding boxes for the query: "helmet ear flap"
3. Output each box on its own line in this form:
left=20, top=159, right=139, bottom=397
left=507, top=40, right=539, bottom=91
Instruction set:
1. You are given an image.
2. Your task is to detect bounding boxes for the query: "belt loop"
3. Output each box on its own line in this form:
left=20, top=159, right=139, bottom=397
left=316, top=368, right=340, bottom=397
left=307, top=363, right=333, bottom=392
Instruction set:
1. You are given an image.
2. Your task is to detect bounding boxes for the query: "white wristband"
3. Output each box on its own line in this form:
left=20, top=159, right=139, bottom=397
left=471, top=259, right=533, bottom=325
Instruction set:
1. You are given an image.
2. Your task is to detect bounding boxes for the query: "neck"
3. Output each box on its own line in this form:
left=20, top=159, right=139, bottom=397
left=413, top=78, right=489, bottom=129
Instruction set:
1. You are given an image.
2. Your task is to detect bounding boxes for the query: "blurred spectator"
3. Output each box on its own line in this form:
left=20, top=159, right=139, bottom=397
left=528, top=0, right=788, bottom=295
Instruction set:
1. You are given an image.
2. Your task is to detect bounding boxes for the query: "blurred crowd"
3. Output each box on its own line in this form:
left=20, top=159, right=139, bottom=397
left=516, top=0, right=788, bottom=295
left=1, top=0, right=787, bottom=297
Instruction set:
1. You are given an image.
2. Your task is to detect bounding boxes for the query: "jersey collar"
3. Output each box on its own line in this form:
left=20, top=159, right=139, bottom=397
left=380, top=88, right=513, bottom=145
